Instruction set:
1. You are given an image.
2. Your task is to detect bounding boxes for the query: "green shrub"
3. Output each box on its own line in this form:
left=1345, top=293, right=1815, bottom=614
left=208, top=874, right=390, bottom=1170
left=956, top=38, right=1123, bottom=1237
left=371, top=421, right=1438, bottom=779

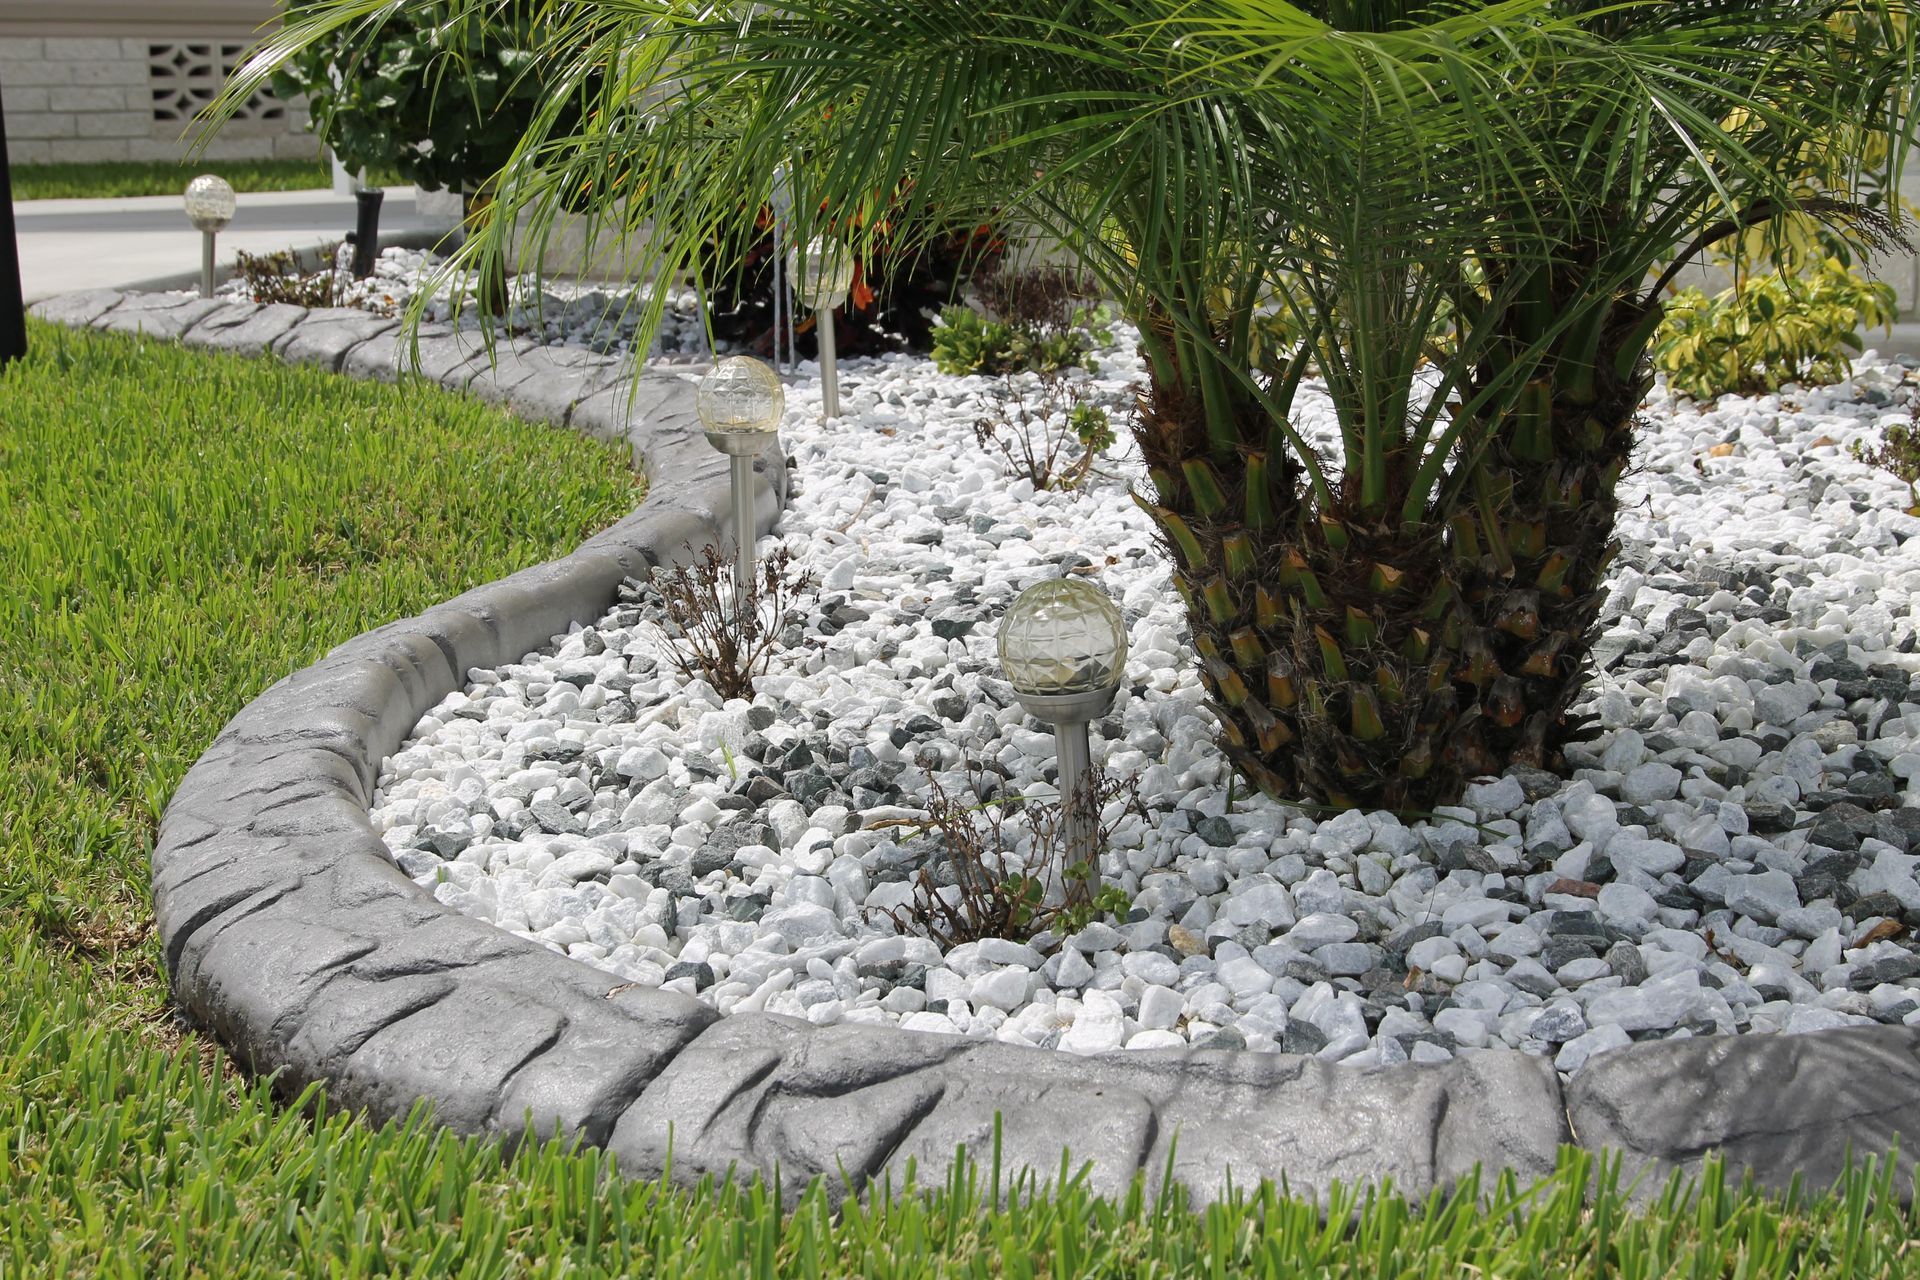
left=932, top=305, right=1023, bottom=375
left=932, top=304, right=1106, bottom=378
left=270, top=2, right=583, bottom=199
left=931, top=263, right=1115, bottom=377
left=1070, top=401, right=1116, bottom=454
left=971, top=374, right=1116, bottom=491
left=1654, top=256, right=1899, bottom=400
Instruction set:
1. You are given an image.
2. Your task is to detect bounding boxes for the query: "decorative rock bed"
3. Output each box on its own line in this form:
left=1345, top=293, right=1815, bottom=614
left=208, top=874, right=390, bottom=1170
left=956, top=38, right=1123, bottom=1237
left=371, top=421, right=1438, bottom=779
left=29, top=285, right=1920, bottom=1208
left=215, top=244, right=729, bottom=359
left=370, top=333, right=1920, bottom=1084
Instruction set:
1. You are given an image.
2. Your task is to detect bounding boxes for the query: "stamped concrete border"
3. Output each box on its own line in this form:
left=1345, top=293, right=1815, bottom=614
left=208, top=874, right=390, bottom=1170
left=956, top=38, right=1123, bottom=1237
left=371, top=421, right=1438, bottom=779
left=29, top=288, right=1920, bottom=1206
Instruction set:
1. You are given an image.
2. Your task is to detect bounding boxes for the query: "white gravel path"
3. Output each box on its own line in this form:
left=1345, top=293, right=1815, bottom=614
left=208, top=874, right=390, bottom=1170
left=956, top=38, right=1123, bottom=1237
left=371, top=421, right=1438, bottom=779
left=368, top=319, right=1920, bottom=1077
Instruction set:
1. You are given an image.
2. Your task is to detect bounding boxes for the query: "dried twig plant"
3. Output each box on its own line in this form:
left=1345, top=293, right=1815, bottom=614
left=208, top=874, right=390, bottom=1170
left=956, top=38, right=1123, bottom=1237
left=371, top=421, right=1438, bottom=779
left=976, top=263, right=1100, bottom=335
left=879, top=762, right=1141, bottom=947
left=641, top=543, right=813, bottom=700
left=972, top=373, right=1117, bottom=492
left=1851, top=390, right=1920, bottom=516
left=234, top=246, right=343, bottom=308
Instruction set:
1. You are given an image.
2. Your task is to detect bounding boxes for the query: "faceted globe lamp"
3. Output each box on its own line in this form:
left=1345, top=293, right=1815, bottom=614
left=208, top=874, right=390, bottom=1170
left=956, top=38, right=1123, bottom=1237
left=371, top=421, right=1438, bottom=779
left=182, top=175, right=237, bottom=299
left=786, top=236, right=855, bottom=419
left=696, top=356, right=786, bottom=598
left=998, top=578, right=1129, bottom=893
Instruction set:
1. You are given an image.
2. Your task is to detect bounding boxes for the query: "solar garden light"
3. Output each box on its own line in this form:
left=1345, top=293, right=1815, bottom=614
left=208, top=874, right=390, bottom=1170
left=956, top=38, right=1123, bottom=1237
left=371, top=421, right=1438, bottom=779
left=182, top=175, right=237, bottom=299
left=786, top=236, right=855, bottom=419
left=998, top=578, right=1130, bottom=895
left=696, top=356, right=787, bottom=599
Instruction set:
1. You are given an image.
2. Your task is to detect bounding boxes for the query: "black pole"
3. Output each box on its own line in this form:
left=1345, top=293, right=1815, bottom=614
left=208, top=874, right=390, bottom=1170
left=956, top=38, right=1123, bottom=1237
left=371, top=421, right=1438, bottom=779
left=351, top=188, right=384, bottom=279
left=0, top=69, right=27, bottom=368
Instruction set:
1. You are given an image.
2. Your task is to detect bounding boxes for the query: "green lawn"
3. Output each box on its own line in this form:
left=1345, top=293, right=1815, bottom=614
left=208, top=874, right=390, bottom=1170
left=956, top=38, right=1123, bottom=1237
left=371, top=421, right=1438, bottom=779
left=8, top=159, right=406, bottom=201
left=1, top=322, right=1916, bottom=1276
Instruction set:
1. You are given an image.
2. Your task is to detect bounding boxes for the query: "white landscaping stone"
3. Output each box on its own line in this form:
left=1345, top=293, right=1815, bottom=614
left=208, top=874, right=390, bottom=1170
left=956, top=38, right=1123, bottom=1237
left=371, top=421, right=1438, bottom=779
left=970, top=966, right=1033, bottom=1012
left=1284, top=913, right=1360, bottom=950
left=1597, top=882, right=1658, bottom=929
left=1059, top=993, right=1127, bottom=1055
left=1620, top=762, right=1683, bottom=806
left=1724, top=870, right=1800, bottom=924
left=360, top=323, right=1920, bottom=1082
left=1554, top=1023, right=1632, bottom=1074
left=1138, top=984, right=1184, bottom=1031
left=1607, top=835, right=1685, bottom=878
left=1219, top=882, right=1296, bottom=930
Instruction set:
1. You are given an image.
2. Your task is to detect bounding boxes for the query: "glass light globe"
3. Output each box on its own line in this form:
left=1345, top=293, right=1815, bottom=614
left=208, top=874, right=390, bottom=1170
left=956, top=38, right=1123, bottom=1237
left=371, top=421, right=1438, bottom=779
left=786, top=236, right=856, bottom=309
left=997, top=578, right=1129, bottom=697
left=183, top=174, right=237, bottom=232
left=696, top=356, right=785, bottom=436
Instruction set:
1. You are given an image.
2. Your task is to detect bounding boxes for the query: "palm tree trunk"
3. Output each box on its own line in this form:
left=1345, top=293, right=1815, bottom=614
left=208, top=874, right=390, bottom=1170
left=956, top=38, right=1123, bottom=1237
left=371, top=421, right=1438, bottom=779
left=1140, top=278, right=1659, bottom=812
left=1133, top=318, right=1469, bottom=810
left=1447, top=283, right=1656, bottom=778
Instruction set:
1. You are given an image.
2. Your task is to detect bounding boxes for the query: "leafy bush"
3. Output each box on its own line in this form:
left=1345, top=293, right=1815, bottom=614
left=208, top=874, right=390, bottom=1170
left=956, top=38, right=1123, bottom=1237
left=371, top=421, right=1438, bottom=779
left=932, top=263, right=1112, bottom=377
left=1655, top=256, right=1900, bottom=401
left=932, top=306, right=1021, bottom=376
left=269, top=3, right=576, bottom=199
left=932, top=304, right=1106, bottom=377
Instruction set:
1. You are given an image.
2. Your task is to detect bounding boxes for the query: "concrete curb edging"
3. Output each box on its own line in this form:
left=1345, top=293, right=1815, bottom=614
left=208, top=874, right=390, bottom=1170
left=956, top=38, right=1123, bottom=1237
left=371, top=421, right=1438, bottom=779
left=29, top=287, right=1920, bottom=1206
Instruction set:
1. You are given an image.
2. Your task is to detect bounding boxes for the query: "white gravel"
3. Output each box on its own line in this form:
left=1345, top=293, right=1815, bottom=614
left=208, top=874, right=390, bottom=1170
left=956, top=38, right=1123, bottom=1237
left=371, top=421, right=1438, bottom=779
left=369, top=319, right=1920, bottom=1077
left=218, top=246, right=718, bottom=358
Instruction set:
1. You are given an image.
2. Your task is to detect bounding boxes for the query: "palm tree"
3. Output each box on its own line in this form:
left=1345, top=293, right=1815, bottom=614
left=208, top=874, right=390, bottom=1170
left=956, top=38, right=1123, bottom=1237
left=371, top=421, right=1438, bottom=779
left=218, top=0, right=1917, bottom=811
left=1410, top=3, right=1916, bottom=792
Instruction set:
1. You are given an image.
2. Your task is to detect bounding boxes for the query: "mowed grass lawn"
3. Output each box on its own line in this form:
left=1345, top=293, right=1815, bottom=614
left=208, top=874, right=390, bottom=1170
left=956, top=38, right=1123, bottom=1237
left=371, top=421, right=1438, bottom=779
left=1, top=322, right=1917, bottom=1276
left=7, top=158, right=408, bottom=201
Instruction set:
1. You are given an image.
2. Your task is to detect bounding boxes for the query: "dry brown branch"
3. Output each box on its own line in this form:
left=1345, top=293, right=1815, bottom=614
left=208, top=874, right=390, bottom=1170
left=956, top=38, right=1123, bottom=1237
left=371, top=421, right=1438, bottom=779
left=641, top=543, right=813, bottom=700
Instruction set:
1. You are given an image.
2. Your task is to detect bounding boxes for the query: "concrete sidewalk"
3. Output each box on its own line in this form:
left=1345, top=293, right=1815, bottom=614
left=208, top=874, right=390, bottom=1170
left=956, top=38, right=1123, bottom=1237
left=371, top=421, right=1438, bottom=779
left=13, top=186, right=449, bottom=302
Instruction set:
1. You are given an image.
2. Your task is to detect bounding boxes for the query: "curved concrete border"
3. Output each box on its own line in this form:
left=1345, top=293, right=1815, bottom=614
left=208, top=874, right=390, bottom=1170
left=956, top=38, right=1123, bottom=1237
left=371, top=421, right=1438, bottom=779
left=29, top=287, right=1920, bottom=1206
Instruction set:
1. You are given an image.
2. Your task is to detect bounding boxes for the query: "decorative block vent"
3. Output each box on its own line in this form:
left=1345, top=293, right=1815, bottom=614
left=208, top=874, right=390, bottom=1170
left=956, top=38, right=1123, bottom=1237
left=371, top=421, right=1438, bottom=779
left=149, top=43, right=286, bottom=125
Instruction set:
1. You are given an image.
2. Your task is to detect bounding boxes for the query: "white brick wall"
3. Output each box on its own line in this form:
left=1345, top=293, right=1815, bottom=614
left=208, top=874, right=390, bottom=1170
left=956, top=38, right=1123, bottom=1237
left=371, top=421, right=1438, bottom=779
left=1, top=34, right=317, bottom=165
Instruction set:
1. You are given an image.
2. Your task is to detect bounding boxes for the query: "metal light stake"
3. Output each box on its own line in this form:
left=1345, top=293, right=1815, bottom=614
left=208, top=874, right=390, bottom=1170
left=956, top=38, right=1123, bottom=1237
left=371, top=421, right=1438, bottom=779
left=786, top=237, right=855, bottom=420
left=998, top=579, right=1130, bottom=897
left=182, top=175, right=236, bottom=299
left=695, top=357, right=786, bottom=601
left=351, top=187, right=384, bottom=279
left=817, top=303, right=840, bottom=417
left=770, top=163, right=795, bottom=373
